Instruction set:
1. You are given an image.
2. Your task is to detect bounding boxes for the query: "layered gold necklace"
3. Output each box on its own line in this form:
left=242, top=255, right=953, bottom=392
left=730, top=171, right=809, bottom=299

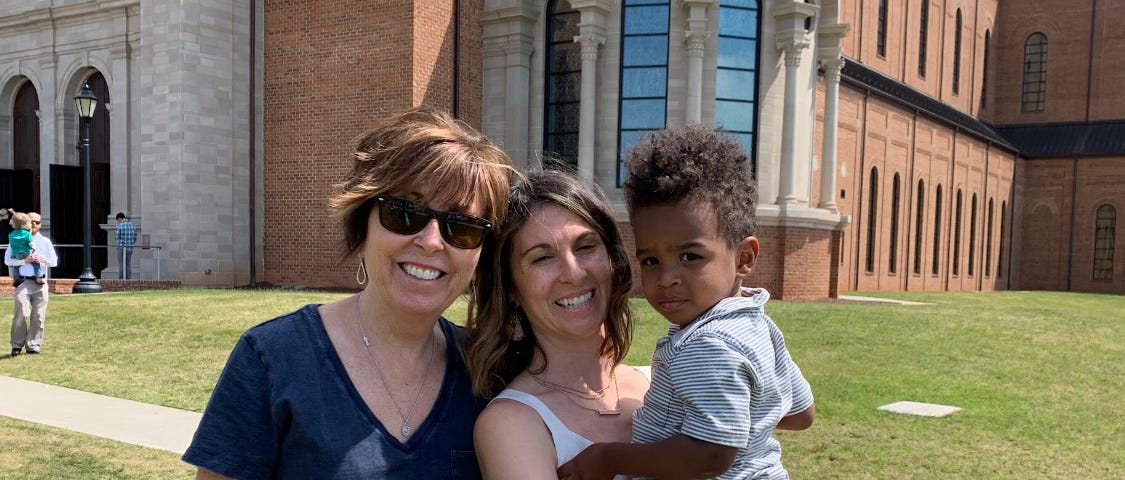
left=532, top=372, right=621, bottom=416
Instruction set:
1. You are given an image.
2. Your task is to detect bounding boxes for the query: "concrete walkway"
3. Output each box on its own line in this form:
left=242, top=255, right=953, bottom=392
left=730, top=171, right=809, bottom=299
left=0, top=374, right=201, bottom=454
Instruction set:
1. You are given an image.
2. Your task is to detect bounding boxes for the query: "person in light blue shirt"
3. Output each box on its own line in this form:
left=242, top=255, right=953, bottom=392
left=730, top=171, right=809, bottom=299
left=113, top=212, right=137, bottom=279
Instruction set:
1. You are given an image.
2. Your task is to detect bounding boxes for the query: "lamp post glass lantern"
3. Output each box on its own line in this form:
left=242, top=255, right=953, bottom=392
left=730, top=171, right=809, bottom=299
left=72, top=83, right=102, bottom=293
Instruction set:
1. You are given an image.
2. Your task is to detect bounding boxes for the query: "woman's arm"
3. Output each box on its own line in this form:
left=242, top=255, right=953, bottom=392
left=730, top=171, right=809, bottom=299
left=475, top=399, right=560, bottom=480
left=195, top=468, right=233, bottom=480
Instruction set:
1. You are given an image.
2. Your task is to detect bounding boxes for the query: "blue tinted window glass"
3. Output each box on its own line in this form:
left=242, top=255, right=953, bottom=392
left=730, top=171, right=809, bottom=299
left=723, top=0, right=758, bottom=9
left=621, top=99, right=667, bottom=129
left=619, top=130, right=646, bottom=156
left=622, top=68, right=667, bottom=97
left=716, top=70, right=755, bottom=100
left=731, top=133, right=754, bottom=156
left=623, top=36, right=669, bottom=66
left=719, top=8, right=758, bottom=37
left=624, top=6, right=670, bottom=34
left=717, top=39, right=757, bottom=69
left=715, top=99, right=754, bottom=132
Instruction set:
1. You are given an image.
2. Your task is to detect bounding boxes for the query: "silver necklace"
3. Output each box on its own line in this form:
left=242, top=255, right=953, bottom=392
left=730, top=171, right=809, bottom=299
left=355, top=296, right=437, bottom=438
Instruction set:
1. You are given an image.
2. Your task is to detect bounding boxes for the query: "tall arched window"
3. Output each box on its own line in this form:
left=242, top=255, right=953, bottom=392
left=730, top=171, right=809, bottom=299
left=986, top=198, right=994, bottom=278
left=1094, top=204, right=1116, bottom=281
left=889, top=173, right=901, bottom=274
left=981, top=30, right=991, bottom=109
left=865, top=168, right=879, bottom=273
left=716, top=0, right=760, bottom=166
left=877, top=0, right=888, bottom=57
left=932, top=185, right=943, bottom=275
left=12, top=80, right=40, bottom=212
left=618, top=0, right=669, bottom=183
left=918, top=0, right=929, bottom=77
left=914, top=180, right=925, bottom=274
left=969, top=193, right=978, bottom=276
left=544, top=0, right=581, bottom=169
left=953, top=9, right=962, bottom=94
left=953, top=189, right=963, bottom=275
left=999, top=201, right=1007, bottom=277
left=1022, top=33, right=1048, bottom=112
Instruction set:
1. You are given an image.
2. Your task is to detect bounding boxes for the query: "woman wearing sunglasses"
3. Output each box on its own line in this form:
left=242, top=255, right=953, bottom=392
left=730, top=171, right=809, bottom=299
left=464, top=170, right=649, bottom=479
left=184, top=107, right=514, bottom=479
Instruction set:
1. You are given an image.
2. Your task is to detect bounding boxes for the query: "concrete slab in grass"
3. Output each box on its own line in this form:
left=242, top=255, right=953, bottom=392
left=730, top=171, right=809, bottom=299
left=878, top=401, right=962, bottom=417
left=839, top=295, right=932, bottom=306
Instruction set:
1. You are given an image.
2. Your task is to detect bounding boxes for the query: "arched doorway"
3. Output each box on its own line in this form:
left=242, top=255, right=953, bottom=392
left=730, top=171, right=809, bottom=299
left=50, top=72, right=111, bottom=278
left=5, top=80, right=39, bottom=213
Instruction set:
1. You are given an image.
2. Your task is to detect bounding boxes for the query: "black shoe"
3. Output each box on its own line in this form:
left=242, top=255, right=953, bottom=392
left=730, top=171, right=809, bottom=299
left=10, top=348, right=20, bottom=356
left=25, top=349, right=39, bottom=355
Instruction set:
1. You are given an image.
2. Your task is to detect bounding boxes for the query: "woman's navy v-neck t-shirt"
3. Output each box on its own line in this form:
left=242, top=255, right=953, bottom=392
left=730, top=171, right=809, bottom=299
left=183, top=304, right=487, bottom=479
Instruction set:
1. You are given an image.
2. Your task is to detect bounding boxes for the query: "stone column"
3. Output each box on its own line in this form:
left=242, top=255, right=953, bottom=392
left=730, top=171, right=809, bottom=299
left=575, top=32, right=604, bottom=184
left=109, top=44, right=131, bottom=215
left=815, top=23, right=848, bottom=213
left=683, top=0, right=713, bottom=125
left=570, top=0, right=611, bottom=184
left=777, top=46, right=805, bottom=205
left=771, top=1, right=817, bottom=206
left=818, top=58, right=844, bottom=212
left=481, top=5, right=539, bottom=169
left=685, top=31, right=708, bottom=125
left=503, top=39, right=534, bottom=167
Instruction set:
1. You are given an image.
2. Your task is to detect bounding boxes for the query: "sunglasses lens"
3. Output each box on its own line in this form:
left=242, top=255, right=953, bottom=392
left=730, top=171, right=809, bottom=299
left=441, top=214, right=489, bottom=249
left=378, top=198, right=428, bottom=235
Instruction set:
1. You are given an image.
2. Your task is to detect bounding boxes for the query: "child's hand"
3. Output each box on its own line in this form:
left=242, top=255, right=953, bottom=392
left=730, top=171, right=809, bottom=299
left=557, top=444, right=616, bottom=480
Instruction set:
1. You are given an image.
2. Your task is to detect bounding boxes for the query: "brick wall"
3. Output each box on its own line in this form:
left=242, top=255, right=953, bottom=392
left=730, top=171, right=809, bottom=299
left=838, top=0, right=999, bottom=119
left=262, top=0, right=481, bottom=288
left=831, top=84, right=1015, bottom=293
left=1012, top=157, right=1125, bottom=294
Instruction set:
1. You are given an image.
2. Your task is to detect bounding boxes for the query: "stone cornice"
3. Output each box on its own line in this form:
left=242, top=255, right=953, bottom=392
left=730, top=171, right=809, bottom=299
left=756, top=204, right=851, bottom=231
left=0, top=0, right=138, bottom=29
left=481, top=5, right=540, bottom=25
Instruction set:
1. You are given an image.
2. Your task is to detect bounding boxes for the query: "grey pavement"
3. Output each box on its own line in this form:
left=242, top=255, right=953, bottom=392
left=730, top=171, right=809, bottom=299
left=0, top=374, right=201, bottom=454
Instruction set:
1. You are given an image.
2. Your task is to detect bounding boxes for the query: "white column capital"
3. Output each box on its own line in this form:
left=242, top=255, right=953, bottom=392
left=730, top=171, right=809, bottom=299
left=820, top=58, right=845, bottom=83
left=576, top=34, right=605, bottom=59
left=782, top=46, right=806, bottom=68
left=685, top=30, right=710, bottom=58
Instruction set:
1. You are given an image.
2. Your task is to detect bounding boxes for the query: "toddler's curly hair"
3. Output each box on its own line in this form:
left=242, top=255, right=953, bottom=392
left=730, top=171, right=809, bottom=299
left=623, top=125, right=758, bottom=246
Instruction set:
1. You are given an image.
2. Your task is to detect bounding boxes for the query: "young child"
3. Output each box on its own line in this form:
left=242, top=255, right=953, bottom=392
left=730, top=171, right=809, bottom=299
left=8, top=212, right=45, bottom=284
left=559, top=125, right=814, bottom=480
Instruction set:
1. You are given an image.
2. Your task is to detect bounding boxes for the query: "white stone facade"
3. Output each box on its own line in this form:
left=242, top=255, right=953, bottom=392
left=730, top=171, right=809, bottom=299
left=0, top=0, right=260, bottom=285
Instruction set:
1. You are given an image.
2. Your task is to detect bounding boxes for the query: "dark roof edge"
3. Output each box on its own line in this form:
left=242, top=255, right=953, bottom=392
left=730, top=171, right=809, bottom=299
left=839, top=58, right=1019, bottom=154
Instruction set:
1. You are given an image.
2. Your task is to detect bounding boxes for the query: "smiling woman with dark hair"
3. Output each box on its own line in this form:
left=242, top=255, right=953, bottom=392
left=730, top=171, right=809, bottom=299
left=464, top=169, right=648, bottom=479
left=183, top=107, right=514, bottom=480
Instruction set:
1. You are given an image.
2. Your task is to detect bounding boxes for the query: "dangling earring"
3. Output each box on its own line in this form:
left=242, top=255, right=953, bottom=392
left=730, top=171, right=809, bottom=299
left=509, top=309, right=525, bottom=341
left=356, top=258, right=368, bottom=285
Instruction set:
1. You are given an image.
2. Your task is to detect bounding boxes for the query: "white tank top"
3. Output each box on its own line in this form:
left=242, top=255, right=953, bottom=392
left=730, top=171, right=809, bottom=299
left=492, top=389, right=629, bottom=480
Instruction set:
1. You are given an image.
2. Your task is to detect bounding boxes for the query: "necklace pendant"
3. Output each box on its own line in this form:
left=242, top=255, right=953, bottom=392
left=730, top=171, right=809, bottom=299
left=595, top=408, right=622, bottom=416
left=401, top=424, right=411, bottom=437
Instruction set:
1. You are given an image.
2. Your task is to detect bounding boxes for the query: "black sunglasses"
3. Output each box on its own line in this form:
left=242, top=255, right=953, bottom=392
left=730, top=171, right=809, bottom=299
left=376, top=196, right=492, bottom=249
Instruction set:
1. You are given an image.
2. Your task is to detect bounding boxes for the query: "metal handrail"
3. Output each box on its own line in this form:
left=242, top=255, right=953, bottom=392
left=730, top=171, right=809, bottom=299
left=2, top=243, right=163, bottom=280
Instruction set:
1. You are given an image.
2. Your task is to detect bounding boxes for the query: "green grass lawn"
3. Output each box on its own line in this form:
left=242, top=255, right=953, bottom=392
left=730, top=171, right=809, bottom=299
left=0, top=289, right=1122, bottom=478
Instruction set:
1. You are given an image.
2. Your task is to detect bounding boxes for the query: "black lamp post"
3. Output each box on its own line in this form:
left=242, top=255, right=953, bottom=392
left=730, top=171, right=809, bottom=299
left=72, top=83, right=102, bottom=294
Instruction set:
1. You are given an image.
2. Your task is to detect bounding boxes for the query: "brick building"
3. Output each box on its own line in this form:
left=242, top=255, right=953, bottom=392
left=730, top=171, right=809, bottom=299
left=0, top=0, right=1122, bottom=297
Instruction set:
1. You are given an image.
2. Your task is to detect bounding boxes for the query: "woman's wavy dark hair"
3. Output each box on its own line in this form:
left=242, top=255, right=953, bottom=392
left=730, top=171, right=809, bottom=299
left=464, top=170, right=634, bottom=398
